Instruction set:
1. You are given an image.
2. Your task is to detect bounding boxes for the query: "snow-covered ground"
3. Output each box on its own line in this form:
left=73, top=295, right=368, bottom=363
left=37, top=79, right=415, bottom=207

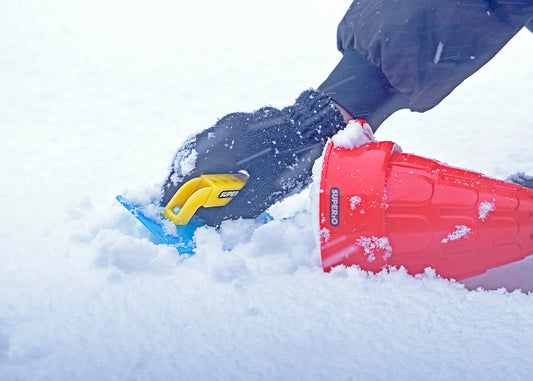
left=1, top=0, right=533, bottom=379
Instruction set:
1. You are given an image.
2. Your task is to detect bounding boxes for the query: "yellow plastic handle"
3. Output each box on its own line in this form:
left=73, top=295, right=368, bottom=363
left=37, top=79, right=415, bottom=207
left=162, top=173, right=248, bottom=225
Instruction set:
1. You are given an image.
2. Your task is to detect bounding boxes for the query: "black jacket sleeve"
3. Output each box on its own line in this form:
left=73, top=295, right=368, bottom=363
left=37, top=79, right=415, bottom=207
left=320, top=0, right=532, bottom=127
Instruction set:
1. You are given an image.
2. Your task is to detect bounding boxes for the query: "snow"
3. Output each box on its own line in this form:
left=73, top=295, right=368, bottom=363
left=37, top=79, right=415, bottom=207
left=169, top=139, right=198, bottom=186
left=478, top=200, right=495, bottom=221
left=357, top=236, right=393, bottom=262
left=331, top=119, right=376, bottom=149
left=319, top=227, right=331, bottom=244
left=350, top=195, right=362, bottom=210
left=441, top=225, right=472, bottom=244
left=1, top=0, right=533, bottom=379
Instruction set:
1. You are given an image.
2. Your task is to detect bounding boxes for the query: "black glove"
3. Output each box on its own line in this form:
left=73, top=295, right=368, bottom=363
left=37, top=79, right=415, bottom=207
left=508, top=173, right=533, bottom=189
left=161, top=89, right=345, bottom=226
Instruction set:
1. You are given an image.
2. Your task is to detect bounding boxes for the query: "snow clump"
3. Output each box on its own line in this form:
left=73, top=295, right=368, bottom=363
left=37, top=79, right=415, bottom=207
left=357, top=236, right=392, bottom=262
left=319, top=227, right=330, bottom=244
left=170, top=137, right=198, bottom=185
left=441, top=225, right=472, bottom=243
left=478, top=201, right=495, bottom=221
left=332, top=119, right=375, bottom=149
left=350, top=195, right=362, bottom=210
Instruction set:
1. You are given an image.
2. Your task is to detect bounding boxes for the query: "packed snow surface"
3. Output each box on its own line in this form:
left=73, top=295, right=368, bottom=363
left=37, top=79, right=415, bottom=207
left=1, top=1, right=533, bottom=380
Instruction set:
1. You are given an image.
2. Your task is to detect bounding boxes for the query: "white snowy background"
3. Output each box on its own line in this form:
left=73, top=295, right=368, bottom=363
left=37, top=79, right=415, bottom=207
left=1, top=0, right=533, bottom=379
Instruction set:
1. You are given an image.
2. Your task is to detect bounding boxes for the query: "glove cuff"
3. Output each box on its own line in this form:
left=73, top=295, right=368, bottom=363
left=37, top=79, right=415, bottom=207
left=284, top=89, right=346, bottom=141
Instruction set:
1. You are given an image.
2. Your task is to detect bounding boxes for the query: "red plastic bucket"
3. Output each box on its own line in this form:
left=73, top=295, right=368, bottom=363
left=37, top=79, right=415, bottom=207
left=319, top=137, right=533, bottom=280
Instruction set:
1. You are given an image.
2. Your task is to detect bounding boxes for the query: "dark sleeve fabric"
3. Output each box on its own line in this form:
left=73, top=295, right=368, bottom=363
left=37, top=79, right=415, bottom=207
left=335, top=0, right=532, bottom=113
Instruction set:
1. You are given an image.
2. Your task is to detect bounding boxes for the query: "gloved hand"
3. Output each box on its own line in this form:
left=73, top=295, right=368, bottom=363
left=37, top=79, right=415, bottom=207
left=161, top=89, right=345, bottom=226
